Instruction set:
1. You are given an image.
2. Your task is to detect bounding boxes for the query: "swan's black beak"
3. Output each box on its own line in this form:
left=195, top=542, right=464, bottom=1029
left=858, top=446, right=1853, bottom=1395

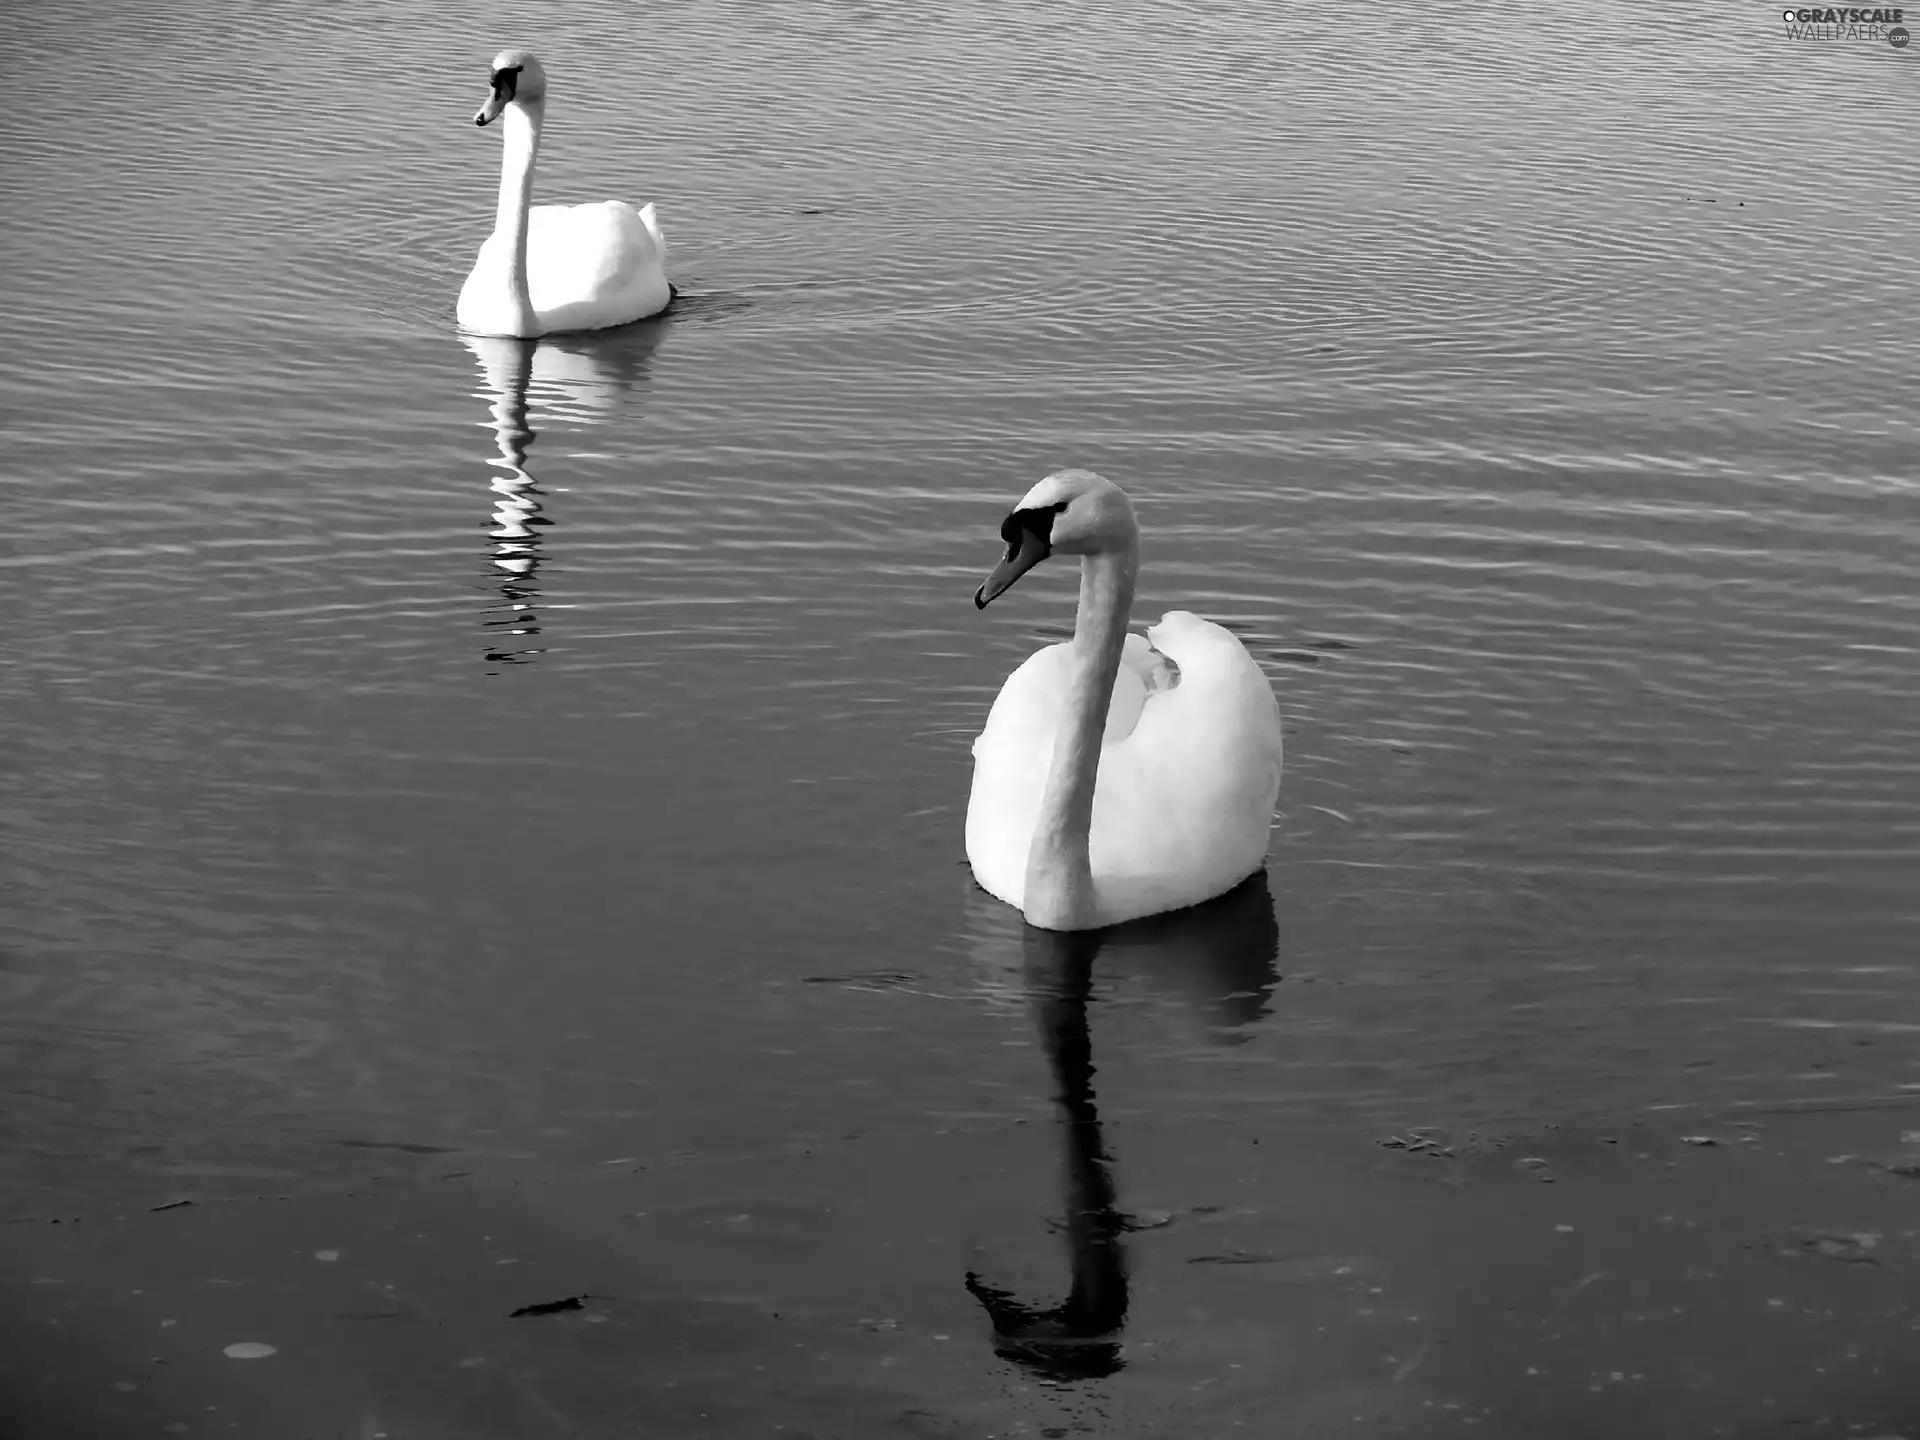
left=975, top=510, right=1055, bottom=609
left=474, top=66, right=518, bottom=126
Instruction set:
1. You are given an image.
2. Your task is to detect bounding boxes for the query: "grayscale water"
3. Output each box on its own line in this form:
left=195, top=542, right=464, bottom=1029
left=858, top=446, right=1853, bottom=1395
left=4, top=0, right=1920, bottom=1431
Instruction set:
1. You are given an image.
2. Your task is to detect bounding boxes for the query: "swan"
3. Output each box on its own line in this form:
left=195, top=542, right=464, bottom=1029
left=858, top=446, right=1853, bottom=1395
left=966, top=470, right=1285, bottom=932
left=457, top=50, right=673, bottom=339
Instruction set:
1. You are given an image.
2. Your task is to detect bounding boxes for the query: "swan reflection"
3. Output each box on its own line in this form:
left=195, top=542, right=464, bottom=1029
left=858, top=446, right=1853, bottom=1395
left=460, top=322, right=669, bottom=673
left=963, top=872, right=1280, bottom=1380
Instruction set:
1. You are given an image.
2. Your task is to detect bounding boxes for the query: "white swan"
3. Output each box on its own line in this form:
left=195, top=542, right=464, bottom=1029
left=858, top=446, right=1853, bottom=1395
left=457, top=50, right=672, bottom=339
left=966, top=471, right=1285, bottom=932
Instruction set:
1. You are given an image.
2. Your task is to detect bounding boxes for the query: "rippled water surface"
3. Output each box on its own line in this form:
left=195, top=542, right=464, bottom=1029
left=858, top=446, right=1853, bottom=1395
left=4, top=0, right=1920, bottom=1421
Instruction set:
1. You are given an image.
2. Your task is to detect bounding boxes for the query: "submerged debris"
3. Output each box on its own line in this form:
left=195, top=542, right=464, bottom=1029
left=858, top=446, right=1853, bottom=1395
left=1774, top=1230, right=1882, bottom=1266
left=336, top=1139, right=459, bottom=1155
left=509, top=1295, right=589, bottom=1318
left=1392, top=1339, right=1434, bottom=1383
left=799, top=970, right=923, bottom=989
left=1830, top=1150, right=1920, bottom=1179
left=1188, top=1249, right=1291, bottom=1266
left=1186, top=1252, right=1373, bottom=1283
left=1377, top=1130, right=1457, bottom=1158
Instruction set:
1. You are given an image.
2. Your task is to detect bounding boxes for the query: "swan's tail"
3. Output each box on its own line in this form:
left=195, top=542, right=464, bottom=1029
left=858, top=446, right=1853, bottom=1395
left=634, top=201, right=667, bottom=258
left=1145, top=610, right=1286, bottom=766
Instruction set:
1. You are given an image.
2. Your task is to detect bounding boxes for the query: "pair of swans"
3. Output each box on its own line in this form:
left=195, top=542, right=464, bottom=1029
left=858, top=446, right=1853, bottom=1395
left=457, top=54, right=1286, bottom=933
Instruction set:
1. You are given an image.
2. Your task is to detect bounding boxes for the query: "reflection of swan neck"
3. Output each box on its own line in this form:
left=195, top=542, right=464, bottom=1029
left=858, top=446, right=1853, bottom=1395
left=1032, top=941, right=1100, bottom=1113
left=1045, top=990, right=1126, bottom=1338
left=963, top=930, right=1129, bottom=1378
left=1025, top=543, right=1139, bottom=930
left=489, top=375, right=533, bottom=475
left=469, top=334, right=546, bottom=669
left=493, top=101, right=543, bottom=336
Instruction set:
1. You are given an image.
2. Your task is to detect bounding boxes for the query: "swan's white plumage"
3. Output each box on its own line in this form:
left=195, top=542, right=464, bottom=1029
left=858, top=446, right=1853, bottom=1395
left=966, top=610, right=1284, bottom=927
left=456, top=50, right=672, bottom=338
left=459, top=200, right=670, bottom=338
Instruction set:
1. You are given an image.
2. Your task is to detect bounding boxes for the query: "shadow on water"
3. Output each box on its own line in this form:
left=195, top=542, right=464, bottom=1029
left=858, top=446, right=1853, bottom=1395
left=964, top=873, right=1280, bottom=1382
left=459, top=320, right=670, bottom=674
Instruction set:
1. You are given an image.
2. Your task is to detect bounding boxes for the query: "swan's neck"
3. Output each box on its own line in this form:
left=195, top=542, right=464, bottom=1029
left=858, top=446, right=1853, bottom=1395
left=493, top=100, right=544, bottom=338
left=1023, top=542, right=1138, bottom=930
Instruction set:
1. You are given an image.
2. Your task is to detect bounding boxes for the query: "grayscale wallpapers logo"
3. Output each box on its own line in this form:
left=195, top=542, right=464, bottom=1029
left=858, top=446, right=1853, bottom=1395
left=1780, top=6, right=1911, bottom=43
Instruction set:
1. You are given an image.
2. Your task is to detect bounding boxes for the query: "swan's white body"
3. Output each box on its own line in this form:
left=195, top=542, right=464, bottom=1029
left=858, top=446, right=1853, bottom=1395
left=457, top=50, right=671, bottom=339
left=966, top=472, right=1285, bottom=931
left=459, top=200, right=670, bottom=338
left=968, top=616, right=1284, bottom=928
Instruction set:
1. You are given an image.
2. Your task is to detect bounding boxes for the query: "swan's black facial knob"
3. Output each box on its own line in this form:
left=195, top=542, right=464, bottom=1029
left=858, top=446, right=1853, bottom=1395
left=474, top=65, right=520, bottom=127
left=975, top=502, right=1066, bottom=608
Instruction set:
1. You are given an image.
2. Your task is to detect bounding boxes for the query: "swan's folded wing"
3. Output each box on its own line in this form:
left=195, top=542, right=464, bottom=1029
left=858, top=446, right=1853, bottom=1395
left=1109, top=632, right=1176, bottom=741
left=525, top=201, right=667, bottom=320
left=1141, top=611, right=1283, bottom=762
left=1086, top=614, right=1283, bottom=897
left=633, top=201, right=668, bottom=257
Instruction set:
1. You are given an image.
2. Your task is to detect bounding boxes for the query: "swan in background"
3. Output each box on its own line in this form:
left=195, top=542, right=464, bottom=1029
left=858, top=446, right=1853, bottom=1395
left=967, top=470, right=1285, bottom=932
left=458, top=49, right=673, bottom=339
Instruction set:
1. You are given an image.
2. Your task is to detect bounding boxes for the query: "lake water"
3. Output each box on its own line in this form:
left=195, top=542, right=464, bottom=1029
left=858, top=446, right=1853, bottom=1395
left=5, top=0, right=1920, bottom=1432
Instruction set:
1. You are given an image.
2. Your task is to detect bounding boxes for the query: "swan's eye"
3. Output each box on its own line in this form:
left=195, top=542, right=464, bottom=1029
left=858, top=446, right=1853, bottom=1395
left=489, top=66, right=521, bottom=99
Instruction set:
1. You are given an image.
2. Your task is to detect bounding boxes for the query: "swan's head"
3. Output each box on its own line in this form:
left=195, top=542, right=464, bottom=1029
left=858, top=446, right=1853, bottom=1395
left=974, top=469, right=1137, bottom=609
left=474, top=50, right=549, bottom=126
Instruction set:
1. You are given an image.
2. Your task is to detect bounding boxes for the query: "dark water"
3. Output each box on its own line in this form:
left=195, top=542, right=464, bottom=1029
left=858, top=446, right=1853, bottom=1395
left=5, top=0, right=1920, bottom=1430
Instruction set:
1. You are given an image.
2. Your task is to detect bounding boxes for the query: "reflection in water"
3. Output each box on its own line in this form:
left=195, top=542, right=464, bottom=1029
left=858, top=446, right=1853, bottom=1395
left=966, top=924, right=1128, bottom=1380
left=460, top=323, right=669, bottom=673
left=965, top=874, right=1281, bottom=1381
left=468, top=336, right=547, bottom=670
